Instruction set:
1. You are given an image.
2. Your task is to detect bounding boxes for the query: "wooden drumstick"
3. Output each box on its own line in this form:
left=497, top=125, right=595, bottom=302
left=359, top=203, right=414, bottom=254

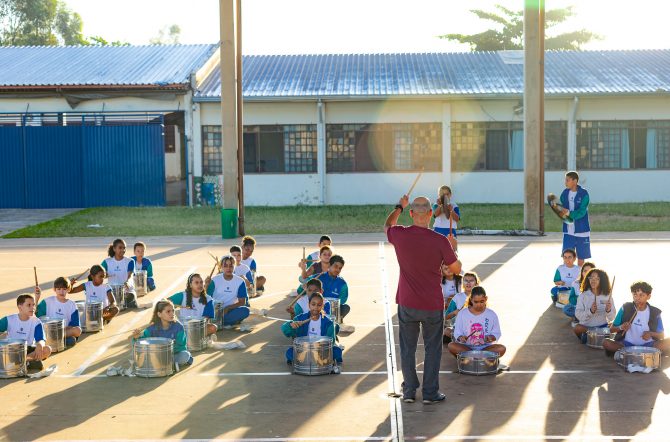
left=302, top=247, right=306, bottom=260
left=208, top=258, right=219, bottom=279
left=287, top=293, right=306, bottom=309
left=292, top=317, right=311, bottom=327
left=208, top=251, right=218, bottom=262
left=73, top=268, right=90, bottom=283
left=406, top=168, right=424, bottom=197
left=33, top=266, right=38, bottom=286
left=622, top=306, right=638, bottom=338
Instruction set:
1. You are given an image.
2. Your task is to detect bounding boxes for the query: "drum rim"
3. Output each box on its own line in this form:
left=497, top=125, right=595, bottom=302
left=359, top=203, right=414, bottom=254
left=622, top=345, right=661, bottom=354
left=136, top=337, right=174, bottom=345
left=458, top=350, right=499, bottom=359
left=0, top=338, right=28, bottom=346
left=39, top=316, right=66, bottom=325
left=294, top=336, right=332, bottom=344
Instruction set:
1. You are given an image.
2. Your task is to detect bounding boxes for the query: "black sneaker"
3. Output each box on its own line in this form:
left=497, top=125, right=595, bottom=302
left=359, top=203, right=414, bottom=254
left=27, top=360, right=43, bottom=371
left=423, top=392, right=446, bottom=404
left=402, top=395, right=416, bottom=403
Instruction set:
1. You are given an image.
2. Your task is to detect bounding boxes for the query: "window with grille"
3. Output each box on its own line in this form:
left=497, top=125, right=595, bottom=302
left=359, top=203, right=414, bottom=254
left=325, top=123, right=441, bottom=172
left=451, top=121, right=567, bottom=171
left=205, top=125, right=317, bottom=174
left=577, top=121, right=670, bottom=170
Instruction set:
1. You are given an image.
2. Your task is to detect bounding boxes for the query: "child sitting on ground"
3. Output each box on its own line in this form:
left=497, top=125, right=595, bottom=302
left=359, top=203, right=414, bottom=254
left=574, top=268, right=616, bottom=344
left=168, top=273, right=217, bottom=336
left=441, top=264, right=462, bottom=310
left=132, top=299, right=193, bottom=367
left=35, top=277, right=82, bottom=346
left=132, top=242, right=156, bottom=292
left=230, top=245, right=254, bottom=294
left=287, top=278, right=332, bottom=319
left=447, top=286, right=506, bottom=357
left=70, top=265, right=119, bottom=324
left=603, top=281, right=670, bottom=355
left=281, top=292, right=342, bottom=373
left=317, top=254, right=350, bottom=320
left=306, top=235, right=332, bottom=268
left=445, top=272, right=479, bottom=322
left=0, top=294, right=52, bottom=370
left=563, top=261, right=595, bottom=321
left=206, top=255, right=250, bottom=327
left=298, top=245, right=332, bottom=286
left=241, top=236, right=266, bottom=293
left=103, top=238, right=137, bottom=308
left=551, top=249, right=580, bottom=305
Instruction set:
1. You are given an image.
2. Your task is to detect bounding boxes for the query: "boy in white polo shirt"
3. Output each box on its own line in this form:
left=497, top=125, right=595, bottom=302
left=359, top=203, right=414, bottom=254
left=35, top=276, right=82, bottom=346
left=0, top=293, right=52, bottom=370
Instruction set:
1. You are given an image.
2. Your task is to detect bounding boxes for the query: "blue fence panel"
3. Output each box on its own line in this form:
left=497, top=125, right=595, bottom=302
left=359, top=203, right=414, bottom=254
left=0, top=126, right=25, bottom=208
left=24, top=126, right=83, bottom=208
left=83, top=125, right=165, bottom=206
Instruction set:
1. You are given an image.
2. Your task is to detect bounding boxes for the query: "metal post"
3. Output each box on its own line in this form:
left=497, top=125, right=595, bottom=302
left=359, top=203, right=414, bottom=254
left=523, top=0, right=545, bottom=232
left=235, top=0, right=245, bottom=235
left=219, top=0, right=239, bottom=212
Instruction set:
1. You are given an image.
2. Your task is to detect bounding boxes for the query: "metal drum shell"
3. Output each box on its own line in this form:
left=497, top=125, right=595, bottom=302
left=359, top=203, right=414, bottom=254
left=557, top=291, right=570, bottom=305
left=444, top=316, right=456, bottom=340
left=185, top=317, right=208, bottom=352
left=619, top=346, right=661, bottom=371
left=133, top=337, right=174, bottom=378
left=249, top=270, right=257, bottom=297
left=586, top=326, right=612, bottom=349
left=177, top=308, right=199, bottom=323
left=213, top=302, right=225, bottom=329
left=0, top=339, right=27, bottom=378
left=457, top=350, right=500, bottom=376
left=83, top=301, right=104, bottom=333
left=76, top=301, right=85, bottom=330
left=293, top=336, right=333, bottom=376
left=110, top=284, right=126, bottom=311
left=325, top=297, right=341, bottom=324
left=133, top=271, right=148, bottom=298
left=39, top=316, right=65, bottom=353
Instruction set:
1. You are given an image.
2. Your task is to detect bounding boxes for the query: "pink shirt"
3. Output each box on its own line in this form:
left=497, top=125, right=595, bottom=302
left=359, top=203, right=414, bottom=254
left=387, top=225, right=458, bottom=311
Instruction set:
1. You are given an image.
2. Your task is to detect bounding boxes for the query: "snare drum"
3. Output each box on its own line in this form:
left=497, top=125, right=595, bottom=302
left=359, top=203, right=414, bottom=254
left=133, top=337, right=174, bottom=378
left=586, top=326, right=612, bottom=349
left=293, top=336, right=333, bottom=376
left=557, top=291, right=570, bottom=305
left=457, top=350, right=500, bottom=376
left=82, top=301, right=104, bottom=333
left=76, top=301, right=86, bottom=330
left=0, top=339, right=27, bottom=378
left=213, top=301, right=224, bottom=328
left=39, top=316, right=65, bottom=353
left=325, top=297, right=341, bottom=324
left=617, top=346, right=661, bottom=372
left=177, top=308, right=199, bottom=323
left=185, top=317, right=208, bottom=352
left=249, top=270, right=257, bottom=297
left=133, top=271, right=148, bottom=298
left=443, top=316, right=456, bottom=340
left=110, top=284, right=126, bottom=310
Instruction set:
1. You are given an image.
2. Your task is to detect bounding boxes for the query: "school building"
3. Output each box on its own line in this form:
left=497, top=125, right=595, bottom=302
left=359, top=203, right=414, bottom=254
left=1, top=46, right=670, bottom=208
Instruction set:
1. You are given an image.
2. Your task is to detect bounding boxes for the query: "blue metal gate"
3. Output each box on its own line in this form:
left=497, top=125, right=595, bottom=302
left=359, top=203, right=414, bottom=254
left=0, top=113, right=166, bottom=208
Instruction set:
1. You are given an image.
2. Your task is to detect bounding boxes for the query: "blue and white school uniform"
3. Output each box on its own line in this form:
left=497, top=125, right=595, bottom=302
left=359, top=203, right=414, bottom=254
left=102, top=257, right=136, bottom=294
left=168, top=291, right=215, bottom=319
left=37, top=296, right=80, bottom=328
left=446, top=292, right=468, bottom=316
left=441, top=278, right=458, bottom=304
left=317, top=272, right=350, bottom=318
left=234, top=263, right=253, bottom=284
left=0, top=314, right=45, bottom=346
left=551, top=264, right=579, bottom=301
left=294, top=295, right=332, bottom=317
left=240, top=257, right=257, bottom=272
left=432, top=201, right=460, bottom=237
left=207, top=274, right=250, bottom=325
left=84, top=281, right=113, bottom=307
left=137, top=322, right=191, bottom=365
left=281, top=312, right=342, bottom=363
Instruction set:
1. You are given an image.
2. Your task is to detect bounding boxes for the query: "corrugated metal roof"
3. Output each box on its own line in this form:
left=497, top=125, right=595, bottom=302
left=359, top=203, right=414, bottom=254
left=195, top=50, right=670, bottom=100
left=0, top=44, right=217, bottom=88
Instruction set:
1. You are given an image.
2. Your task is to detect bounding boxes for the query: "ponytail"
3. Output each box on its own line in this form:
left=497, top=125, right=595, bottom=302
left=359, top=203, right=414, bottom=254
left=108, top=238, right=125, bottom=257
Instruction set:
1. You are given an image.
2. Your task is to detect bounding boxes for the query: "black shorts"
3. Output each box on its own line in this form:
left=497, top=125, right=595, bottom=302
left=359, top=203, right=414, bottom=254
left=27, top=345, right=36, bottom=353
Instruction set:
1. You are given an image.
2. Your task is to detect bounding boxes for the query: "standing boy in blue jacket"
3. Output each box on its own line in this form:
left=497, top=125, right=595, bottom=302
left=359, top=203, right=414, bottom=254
left=560, top=171, right=591, bottom=266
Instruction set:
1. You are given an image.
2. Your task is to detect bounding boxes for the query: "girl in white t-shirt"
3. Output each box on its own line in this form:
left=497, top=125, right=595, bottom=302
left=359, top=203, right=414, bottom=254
left=441, top=264, right=461, bottom=310
left=169, top=273, right=218, bottom=336
left=70, top=265, right=118, bottom=324
left=102, top=238, right=137, bottom=308
left=432, top=185, right=460, bottom=239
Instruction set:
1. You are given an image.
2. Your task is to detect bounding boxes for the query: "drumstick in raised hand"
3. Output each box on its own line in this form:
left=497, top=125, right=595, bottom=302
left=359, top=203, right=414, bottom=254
left=208, top=251, right=218, bottom=262
left=73, top=268, right=90, bottom=283
left=33, top=266, right=39, bottom=287
left=406, top=168, right=424, bottom=197
left=208, top=258, right=219, bottom=279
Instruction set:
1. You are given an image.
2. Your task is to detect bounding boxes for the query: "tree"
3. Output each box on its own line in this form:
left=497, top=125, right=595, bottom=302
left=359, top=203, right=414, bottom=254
left=440, top=5, right=600, bottom=51
left=149, top=24, right=181, bottom=45
left=0, top=0, right=87, bottom=46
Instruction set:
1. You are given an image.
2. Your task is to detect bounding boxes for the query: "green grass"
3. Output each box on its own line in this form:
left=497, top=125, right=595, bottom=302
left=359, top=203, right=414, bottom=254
left=4, top=203, right=670, bottom=238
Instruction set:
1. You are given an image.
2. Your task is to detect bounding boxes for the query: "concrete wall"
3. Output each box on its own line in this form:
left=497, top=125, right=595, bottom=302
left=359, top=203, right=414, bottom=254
left=0, top=96, right=186, bottom=113
left=165, top=125, right=182, bottom=181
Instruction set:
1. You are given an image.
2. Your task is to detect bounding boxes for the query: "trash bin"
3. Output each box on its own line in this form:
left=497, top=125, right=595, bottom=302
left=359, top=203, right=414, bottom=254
left=221, top=208, right=238, bottom=239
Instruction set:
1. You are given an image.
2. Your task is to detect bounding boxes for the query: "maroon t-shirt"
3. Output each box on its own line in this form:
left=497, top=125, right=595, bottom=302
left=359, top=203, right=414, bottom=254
left=387, top=225, right=458, bottom=311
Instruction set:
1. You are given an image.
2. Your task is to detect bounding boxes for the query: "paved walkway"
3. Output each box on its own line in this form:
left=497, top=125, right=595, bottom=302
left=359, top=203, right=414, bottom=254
left=0, top=209, right=78, bottom=236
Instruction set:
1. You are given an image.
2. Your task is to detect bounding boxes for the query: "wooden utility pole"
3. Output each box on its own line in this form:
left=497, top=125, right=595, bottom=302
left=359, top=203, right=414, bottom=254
left=219, top=0, right=244, bottom=234
left=523, top=0, right=545, bottom=232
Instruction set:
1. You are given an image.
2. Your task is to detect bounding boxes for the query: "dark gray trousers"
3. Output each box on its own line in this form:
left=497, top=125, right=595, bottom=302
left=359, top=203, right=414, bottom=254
left=397, top=305, right=444, bottom=399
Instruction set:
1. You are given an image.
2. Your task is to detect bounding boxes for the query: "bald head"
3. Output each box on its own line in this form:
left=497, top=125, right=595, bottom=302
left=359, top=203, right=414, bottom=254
left=410, top=196, right=432, bottom=226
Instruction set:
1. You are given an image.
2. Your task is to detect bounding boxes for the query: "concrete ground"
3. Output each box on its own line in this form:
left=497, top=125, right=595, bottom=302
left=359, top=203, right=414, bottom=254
left=0, top=232, right=669, bottom=442
left=0, top=209, right=78, bottom=236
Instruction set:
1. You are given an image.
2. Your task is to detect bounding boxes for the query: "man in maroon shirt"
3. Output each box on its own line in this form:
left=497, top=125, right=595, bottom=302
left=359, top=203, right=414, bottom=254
left=385, top=194, right=461, bottom=404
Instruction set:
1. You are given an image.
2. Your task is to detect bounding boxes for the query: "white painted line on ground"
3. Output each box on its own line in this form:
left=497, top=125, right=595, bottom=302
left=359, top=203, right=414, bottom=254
left=69, top=267, right=197, bottom=377
left=419, top=436, right=666, bottom=441
left=197, top=371, right=387, bottom=377
left=379, top=241, right=403, bottom=442
left=47, top=438, right=391, bottom=442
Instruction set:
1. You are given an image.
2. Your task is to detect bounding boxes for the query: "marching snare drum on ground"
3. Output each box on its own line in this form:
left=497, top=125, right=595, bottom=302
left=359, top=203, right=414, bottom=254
left=133, top=271, right=148, bottom=297
left=586, top=326, right=612, bottom=349
left=110, top=284, right=126, bottom=311
left=0, top=339, right=27, bottom=378
left=616, top=346, right=661, bottom=372
left=293, top=336, right=333, bottom=376
left=39, top=316, right=65, bottom=352
left=184, top=317, right=208, bottom=352
left=457, top=350, right=500, bottom=376
left=133, top=337, right=174, bottom=378
left=78, top=301, right=103, bottom=333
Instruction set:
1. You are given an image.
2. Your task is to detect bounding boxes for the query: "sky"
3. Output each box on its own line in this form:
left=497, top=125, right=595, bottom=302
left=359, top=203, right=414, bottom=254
left=64, top=0, right=670, bottom=53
